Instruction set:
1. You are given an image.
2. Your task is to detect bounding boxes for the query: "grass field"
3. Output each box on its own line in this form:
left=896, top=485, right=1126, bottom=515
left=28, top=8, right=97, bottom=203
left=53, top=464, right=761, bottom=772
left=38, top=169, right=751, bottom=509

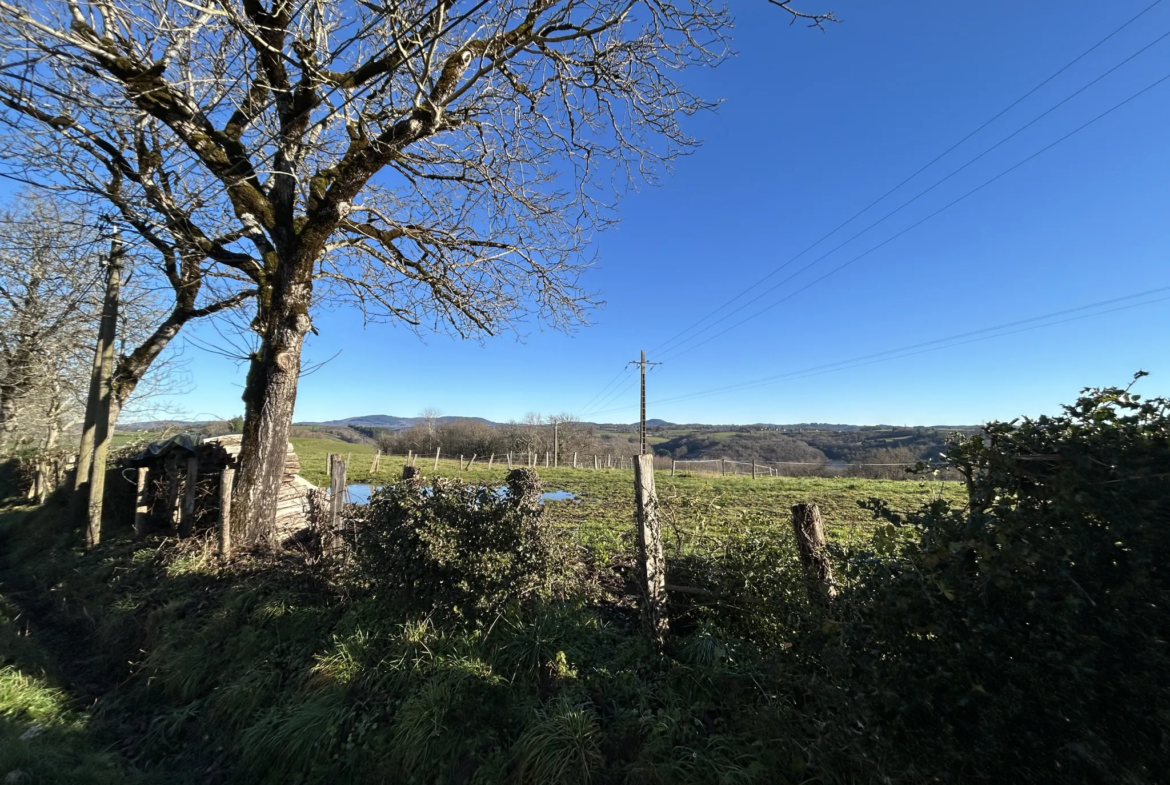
left=290, top=437, right=964, bottom=550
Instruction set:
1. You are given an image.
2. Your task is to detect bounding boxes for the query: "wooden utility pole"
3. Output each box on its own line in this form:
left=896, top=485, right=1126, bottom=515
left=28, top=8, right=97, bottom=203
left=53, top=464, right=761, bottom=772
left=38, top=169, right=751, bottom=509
left=627, top=350, right=661, bottom=456
left=80, top=236, right=124, bottom=547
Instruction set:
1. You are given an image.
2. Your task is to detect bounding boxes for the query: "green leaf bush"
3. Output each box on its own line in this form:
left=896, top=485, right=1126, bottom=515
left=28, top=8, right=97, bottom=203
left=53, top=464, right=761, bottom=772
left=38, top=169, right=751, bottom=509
left=348, top=468, right=577, bottom=623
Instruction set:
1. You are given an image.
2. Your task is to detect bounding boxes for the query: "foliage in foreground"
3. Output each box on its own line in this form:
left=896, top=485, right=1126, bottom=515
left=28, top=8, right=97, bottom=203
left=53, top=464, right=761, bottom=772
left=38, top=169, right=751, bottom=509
left=0, top=379, right=1166, bottom=783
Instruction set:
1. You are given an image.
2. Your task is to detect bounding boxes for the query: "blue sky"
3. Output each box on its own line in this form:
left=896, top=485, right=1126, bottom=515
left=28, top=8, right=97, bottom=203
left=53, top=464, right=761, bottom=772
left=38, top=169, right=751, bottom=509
left=166, top=0, right=1169, bottom=426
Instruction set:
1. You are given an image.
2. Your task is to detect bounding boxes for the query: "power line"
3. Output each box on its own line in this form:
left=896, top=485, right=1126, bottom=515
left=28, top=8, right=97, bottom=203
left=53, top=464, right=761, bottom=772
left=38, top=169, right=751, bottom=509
left=659, top=71, right=1170, bottom=362
left=649, top=0, right=1166, bottom=357
left=576, top=366, right=631, bottom=416
left=580, top=374, right=639, bottom=419
left=658, top=28, right=1170, bottom=361
left=585, top=285, right=1170, bottom=418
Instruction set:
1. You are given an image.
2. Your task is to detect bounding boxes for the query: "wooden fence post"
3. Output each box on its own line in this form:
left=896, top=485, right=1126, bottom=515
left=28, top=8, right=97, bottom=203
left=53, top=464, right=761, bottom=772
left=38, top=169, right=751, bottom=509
left=573, top=452, right=578, bottom=469
left=434, top=447, right=441, bottom=471
left=791, top=503, right=836, bottom=597
left=594, top=455, right=599, bottom=470
left=219, top=467, right=234, bottom=558
left=468, top=454, right=477, bottom=469
left=671, top=460, right=676, bottom=477
left=329, top=454, right=348, bottom=552
left=165, top=472, right=181, bottom=531
left=459, top=454, right=465, bottom=471
left=634, top=454, right=668, bottom=649
left=179, top=455, right=198, bottom=538
left=545, top=451, right=549, bottom=468
left=488, top=453, right=495, bottom=468
left=371, top=450, right=381, bottom=473
left=752, top=460, right=757, bottom=480
left=507, top=452, right=513, bottom=469
left=134, top=467, right=150, bottom=537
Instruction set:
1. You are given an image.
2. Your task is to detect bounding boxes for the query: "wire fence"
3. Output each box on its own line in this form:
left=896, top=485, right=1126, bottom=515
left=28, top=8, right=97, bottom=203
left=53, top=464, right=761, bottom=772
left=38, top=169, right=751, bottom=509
left=321, top=449, right=960, bottom=483
left=672, top=457, right=963, bottom=482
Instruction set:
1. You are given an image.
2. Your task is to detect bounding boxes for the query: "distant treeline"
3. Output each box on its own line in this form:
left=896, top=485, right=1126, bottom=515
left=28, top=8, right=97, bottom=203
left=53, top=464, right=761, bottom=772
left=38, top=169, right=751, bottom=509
left=651, top=425, right=973, bottom=470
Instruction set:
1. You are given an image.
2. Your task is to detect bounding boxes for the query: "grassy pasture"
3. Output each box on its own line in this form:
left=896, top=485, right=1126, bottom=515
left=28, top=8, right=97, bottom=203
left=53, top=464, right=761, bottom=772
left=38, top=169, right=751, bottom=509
left=290, top=437, right=964, bottom=551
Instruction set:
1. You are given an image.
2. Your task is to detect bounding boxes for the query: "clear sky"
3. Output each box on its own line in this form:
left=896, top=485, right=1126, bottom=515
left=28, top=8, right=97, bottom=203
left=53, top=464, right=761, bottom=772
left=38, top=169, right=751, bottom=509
left=156, top=0, right=1170, bottom=426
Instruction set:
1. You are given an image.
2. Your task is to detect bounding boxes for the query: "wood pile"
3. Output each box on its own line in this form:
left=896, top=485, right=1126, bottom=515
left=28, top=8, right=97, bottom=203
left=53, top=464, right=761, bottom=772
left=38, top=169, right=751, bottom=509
left=130, top=435, right=317, bottom=535
left=204, top=435, right=311, bottom=532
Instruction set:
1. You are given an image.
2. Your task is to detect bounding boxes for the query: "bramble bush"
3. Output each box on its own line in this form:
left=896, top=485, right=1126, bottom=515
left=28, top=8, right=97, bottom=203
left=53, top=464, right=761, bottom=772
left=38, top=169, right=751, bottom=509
left=347, top=468, right=579, bottom=623
left=833, top=374, right=1170, bottom=780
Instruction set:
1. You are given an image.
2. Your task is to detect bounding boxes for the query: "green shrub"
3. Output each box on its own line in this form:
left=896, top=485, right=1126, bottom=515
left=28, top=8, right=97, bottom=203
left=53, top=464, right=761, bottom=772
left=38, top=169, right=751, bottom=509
left=838, top=375, right=1170, bottom=781
left=348, top=469, right=575, bottom=624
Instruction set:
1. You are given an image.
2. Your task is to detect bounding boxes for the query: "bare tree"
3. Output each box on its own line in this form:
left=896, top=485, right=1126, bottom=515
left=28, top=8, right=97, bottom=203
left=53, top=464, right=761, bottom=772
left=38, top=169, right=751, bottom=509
left=0, top=0, right=832, bottom=541
left=0, top=193, right=179, bottom=457
left=419, top=406, right=444, bottom=439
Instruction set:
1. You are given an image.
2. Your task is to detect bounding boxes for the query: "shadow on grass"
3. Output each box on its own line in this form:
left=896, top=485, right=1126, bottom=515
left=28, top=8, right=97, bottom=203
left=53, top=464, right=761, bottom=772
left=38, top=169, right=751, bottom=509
left=0, top=475, right=345, bottom=784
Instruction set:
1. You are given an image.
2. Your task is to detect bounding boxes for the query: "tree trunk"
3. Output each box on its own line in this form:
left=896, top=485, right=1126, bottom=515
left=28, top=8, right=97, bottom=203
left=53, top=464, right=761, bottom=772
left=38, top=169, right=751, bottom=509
left=43, top=377, right=61, bottom=450
left=233, top=270, right=313, bottom=544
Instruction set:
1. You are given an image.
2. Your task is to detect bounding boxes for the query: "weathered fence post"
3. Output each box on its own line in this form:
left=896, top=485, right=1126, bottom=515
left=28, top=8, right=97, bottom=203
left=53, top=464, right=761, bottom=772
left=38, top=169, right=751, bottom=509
left=488, top=453, right=495, bottom=468
left=468, top=454, right=477, bottom=469
left=507, top=452, right=513, bottom=469
left=545, top=451, right=550, bottom=468
left=434, top=447, right=441, bottom=471
left=752, top=460, right=757, bottom=480
left=634, top=454, right=668, bottom=649
left=459, top=454, right=465, bottom=471
left=179, top=455, right=198, bottom=538
left=573, top=452, right=578, bottom=469
left=329, top=454, right=347, bottom=552
left=791, top=503, right=836, bottom=597
left=219, top=467, right=234, bottom=558
left=134, top=467, right=150, bottom=537
left=165, top=472, right=181, bottom=531
left=671, top=460, right=676, bottom=477
left=371, top=450, right=381, bottom=473
left=594, top=455, right=599, bottom=470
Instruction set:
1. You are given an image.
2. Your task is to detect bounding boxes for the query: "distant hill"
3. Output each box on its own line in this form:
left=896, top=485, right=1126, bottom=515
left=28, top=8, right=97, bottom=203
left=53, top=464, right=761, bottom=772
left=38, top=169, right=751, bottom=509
left=296, top=414, right=499, bottom=431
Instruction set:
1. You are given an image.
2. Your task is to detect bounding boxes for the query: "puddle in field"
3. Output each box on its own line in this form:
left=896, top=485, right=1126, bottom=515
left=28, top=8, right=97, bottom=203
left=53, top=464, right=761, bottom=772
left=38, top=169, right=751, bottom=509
left=344, top=484, right=577, bottom=505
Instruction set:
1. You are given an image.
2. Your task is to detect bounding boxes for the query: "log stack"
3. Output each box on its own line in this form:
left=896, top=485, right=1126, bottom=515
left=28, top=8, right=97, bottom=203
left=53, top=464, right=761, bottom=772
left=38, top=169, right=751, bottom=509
left=204, top=436, right=312, bottom=533
left=130, top=435, right=316, bottom=536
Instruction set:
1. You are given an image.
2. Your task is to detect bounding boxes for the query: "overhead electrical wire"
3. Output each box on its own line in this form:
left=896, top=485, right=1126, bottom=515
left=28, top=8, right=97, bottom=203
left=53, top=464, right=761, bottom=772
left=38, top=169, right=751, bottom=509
left=585, top=285, right=1170, bottom=419
left=575, top=365, right=631, bottom=416
left=658, top=71, right=1170, bottom=362
left=656, top=28, right=1170, bottom=361
left=649, top=0, right=1167, bottom=357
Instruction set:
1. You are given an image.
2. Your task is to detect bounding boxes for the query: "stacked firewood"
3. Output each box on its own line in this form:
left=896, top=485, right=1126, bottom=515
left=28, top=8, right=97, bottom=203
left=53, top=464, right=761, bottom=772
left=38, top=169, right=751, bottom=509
left=203, top=435, right=313, bottom=531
